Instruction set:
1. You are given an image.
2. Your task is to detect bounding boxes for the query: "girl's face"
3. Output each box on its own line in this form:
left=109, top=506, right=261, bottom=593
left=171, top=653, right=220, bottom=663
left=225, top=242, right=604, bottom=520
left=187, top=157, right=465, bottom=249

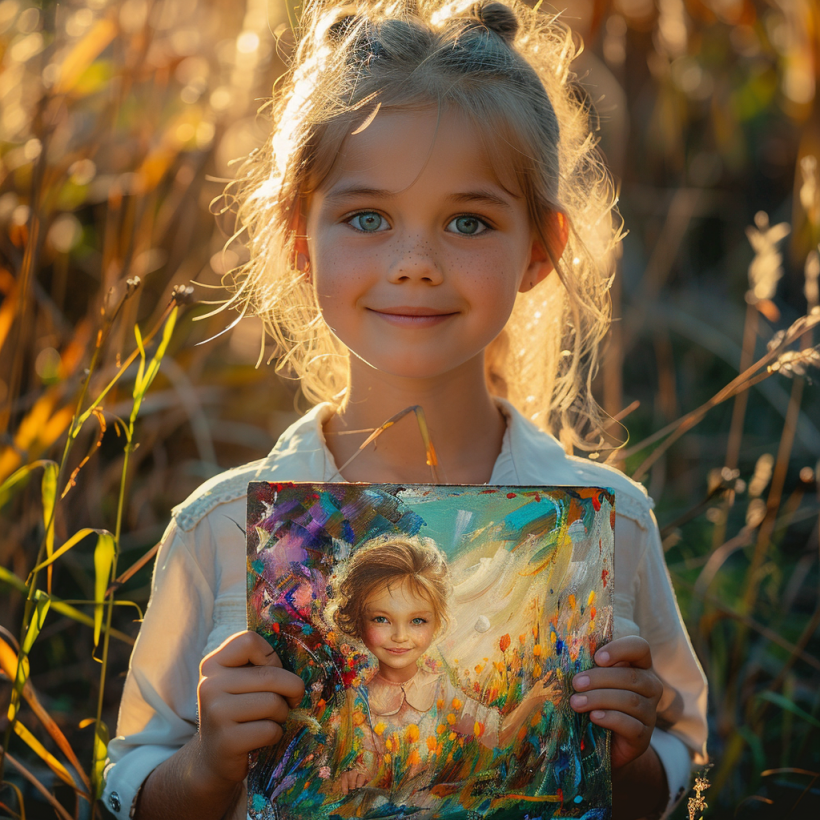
left=361, top=578, right=438, bottom=679
left=301, top=106, right=554, bottom=382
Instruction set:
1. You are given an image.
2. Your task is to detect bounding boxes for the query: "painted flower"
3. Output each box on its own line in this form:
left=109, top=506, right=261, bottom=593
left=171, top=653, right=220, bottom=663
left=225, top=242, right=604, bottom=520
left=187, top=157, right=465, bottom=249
left=318, top=766, right=331, bottom=779
left=436, top=698, right=444, bottom=710
left=446, top=713, right=457, bottom=725
left=533, top=664, right=542, bottom=677
left=518, top=633, right=526, bottom=644
left=533, top=644, right=542, bottom=657
left=352, top=710, right=365, bottom=726
left=408, top=749, right=421, bottom=766
left=451, top=697, right=463, bottom=710
left=374, top=721, right=387, bottom=736
left=499, top=634, right=511, bottom=652
left=405, top=724, right=420, bottom=743
left=426, top=736, right=438, bottom=752
left=474, top=722, right=485, bottom=737
left=436, top=723, right=446, bottom=735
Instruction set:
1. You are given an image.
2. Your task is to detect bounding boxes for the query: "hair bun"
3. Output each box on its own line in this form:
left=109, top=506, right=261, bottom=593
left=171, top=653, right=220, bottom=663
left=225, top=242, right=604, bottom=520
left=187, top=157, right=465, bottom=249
left=469, top=1, right=519, bottom=45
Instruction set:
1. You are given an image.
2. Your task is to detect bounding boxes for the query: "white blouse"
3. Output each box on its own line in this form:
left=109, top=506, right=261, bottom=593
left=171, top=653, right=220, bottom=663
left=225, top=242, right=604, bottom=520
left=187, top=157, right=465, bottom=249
left=103, top=399, right=708, bottom=819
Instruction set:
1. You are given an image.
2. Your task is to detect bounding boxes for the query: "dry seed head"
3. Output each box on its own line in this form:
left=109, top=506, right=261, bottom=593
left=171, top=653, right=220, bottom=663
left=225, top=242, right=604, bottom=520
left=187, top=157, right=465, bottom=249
left=748, top=453, right=774, bottom=498
left=745, top=211, right=790, bottom=305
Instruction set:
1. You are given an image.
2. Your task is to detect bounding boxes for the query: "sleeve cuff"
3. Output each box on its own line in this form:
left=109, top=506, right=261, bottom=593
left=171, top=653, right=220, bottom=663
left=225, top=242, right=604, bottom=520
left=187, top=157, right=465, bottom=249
left=102, top=745, right=175, bottom=818
left=650, top=727, right=693, bottom=819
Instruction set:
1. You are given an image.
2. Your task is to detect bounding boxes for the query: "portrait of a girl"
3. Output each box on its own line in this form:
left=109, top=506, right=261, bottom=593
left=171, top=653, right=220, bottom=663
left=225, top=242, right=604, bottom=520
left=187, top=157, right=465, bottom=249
left=323, top=535, right=561, bottom=803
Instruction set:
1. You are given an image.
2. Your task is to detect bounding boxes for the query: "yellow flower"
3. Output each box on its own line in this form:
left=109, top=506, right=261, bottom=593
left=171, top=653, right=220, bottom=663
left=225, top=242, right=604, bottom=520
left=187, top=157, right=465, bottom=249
left=474, top=721, right=484, bottom=737
left=533, top=664, right=542, bottom=677
left=448, top=732, right=457, bottom=741
left=408, top=749, right=421, bottom=766
left=405, top=724, right=420, bottom=743
left=385, top=737, right=394, bottom=752
left=436, top=723, right=446, bottom=735
left=568, top=594, right=576, bottom=610
left=384, top=754, right=391, bottom=764
left=588, top=590, right=596, bottom=606
left=451, top=697, right=463, bottom=709
left=374, top=721, right=387, bottom=736
left=550, top=632, right=557, bottom=643
left=474, top=664, right=484, bottom=674
left=533, top=644, right=542, bottom=657
left=447, top=713, right=457, bottom=725
left=493, top=661, right=505, bottom=674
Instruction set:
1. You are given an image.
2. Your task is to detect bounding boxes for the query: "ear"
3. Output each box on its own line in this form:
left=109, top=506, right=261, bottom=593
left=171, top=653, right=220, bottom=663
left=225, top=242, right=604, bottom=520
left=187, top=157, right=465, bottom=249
left=519, top=211, right=569, bottom=293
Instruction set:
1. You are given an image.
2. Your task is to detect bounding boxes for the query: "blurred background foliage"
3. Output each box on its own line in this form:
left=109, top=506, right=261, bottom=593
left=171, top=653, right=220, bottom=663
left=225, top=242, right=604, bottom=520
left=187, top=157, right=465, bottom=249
left=0, top=0, right=818, bottom=817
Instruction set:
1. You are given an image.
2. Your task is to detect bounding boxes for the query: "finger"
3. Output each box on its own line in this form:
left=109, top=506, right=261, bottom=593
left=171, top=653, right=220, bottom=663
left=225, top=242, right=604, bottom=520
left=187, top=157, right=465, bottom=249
left=215, top=665, right=305, bottom=705
left=202, top=631, right=280, bottom=674
left=572, top=668, right=662, bottom=700
left=587, top=709, right=651, bottom=746
left=570, top=689, right=657, bottom=725
left=355, top=773, right=369, bottom=788
left=594, top=636, right=652, bottom=669
left=216, top=718, right=285, bottom=756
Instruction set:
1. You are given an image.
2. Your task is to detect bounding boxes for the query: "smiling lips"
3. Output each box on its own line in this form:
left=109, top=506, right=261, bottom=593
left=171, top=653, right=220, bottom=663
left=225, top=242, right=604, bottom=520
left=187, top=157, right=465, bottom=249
left=369, top=306, right=458, bottom=328
left=385, top=647, right=412, bottom=654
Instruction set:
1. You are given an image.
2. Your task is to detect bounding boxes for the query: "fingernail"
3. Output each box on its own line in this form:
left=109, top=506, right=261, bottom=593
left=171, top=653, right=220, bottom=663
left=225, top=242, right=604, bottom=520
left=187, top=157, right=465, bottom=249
left=591, top=710, right=606, bottom=720
left=570, top=694, right=587, bottom=707
left=596, top=651, right=610, bottom=664
left=574, top=675, right=589, bottom=690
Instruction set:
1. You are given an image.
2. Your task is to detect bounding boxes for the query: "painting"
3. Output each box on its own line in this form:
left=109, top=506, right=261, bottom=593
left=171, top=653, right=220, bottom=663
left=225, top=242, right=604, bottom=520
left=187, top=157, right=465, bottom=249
left=246, top=482, right=614, bottom=820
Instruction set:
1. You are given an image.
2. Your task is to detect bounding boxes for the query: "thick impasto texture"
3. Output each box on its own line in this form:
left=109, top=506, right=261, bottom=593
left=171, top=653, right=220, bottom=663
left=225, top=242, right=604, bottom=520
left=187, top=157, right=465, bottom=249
left=246, top=483, right=614, bottom=819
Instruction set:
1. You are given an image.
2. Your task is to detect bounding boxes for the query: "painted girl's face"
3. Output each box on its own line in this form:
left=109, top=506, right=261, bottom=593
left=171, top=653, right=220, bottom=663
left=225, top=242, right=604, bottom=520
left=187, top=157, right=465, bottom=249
left=302, top=106, right=553, bottom=382
left=361, top=579, right=438, bottom=677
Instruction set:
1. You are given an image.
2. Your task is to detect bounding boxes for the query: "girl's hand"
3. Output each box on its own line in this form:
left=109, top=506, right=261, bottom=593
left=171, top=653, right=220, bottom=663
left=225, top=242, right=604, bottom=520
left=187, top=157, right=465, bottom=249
left=569, top=636, right=662, bottom=770
left=528, top=672, right=561, bottom=705
left=337, top=769, right=369, bottom=795
left=196, top=631, right=305, bottom=786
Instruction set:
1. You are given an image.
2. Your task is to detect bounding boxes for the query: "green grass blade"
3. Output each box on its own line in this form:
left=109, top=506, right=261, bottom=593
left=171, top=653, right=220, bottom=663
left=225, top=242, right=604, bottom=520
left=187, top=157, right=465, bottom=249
left=93, top=533, right=116, bottom=648
left=27, top=529, right=100, bottom=578
left=757, top=691, right=820, bottom=730
left=0, top=460, right=58, bottom=508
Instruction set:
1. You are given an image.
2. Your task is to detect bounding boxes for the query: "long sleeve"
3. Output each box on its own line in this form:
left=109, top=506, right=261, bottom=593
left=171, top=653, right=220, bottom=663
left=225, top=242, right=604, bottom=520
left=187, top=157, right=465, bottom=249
left=102, top=518, right=216, bottom=818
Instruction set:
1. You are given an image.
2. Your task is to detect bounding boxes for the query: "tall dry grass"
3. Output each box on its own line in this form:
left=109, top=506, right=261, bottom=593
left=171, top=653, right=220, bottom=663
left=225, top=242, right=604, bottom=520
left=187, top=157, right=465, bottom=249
left=0, top=1, right=818, bottom=818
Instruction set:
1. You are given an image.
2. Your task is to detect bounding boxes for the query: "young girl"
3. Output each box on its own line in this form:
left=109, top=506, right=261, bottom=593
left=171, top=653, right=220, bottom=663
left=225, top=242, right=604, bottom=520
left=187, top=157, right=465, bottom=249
left=103, top=2, right=708, bottom=819
left=323, top=535, right=561, bottom=806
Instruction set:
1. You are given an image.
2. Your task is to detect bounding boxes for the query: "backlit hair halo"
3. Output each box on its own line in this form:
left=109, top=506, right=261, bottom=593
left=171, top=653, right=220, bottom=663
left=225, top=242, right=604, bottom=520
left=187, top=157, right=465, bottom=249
left=218, top=0, right=623, bottom=451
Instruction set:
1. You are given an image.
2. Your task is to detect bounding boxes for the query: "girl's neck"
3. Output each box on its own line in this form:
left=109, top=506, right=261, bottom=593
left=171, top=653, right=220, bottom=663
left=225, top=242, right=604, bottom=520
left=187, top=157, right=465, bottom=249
left=376, top=665, right=419, bottom=685
left=324, top=354, right=506, bottom=484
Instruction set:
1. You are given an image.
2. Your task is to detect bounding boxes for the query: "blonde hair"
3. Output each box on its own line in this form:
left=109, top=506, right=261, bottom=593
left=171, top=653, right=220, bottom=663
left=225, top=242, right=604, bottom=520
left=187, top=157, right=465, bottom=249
left=327, top=535, right=452, bottom=638
left=223, top=0, right=621, bottom=447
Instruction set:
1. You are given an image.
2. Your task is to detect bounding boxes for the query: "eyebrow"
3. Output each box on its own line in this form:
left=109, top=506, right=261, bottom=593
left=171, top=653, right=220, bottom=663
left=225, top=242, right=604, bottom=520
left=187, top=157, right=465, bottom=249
left=368, top=609, right=435, bottom=617
left=324, top=185, right=514, bottom=209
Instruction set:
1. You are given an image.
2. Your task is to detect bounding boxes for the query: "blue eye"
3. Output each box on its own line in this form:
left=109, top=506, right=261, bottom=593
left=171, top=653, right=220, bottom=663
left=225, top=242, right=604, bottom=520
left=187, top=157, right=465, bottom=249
left=411, top=617, right=428, bottom=625
left=348, top=211, right=388, bottom=232
left=447, top=215, right=487, bottom=236
left=372, top=615, right=389, bottom=624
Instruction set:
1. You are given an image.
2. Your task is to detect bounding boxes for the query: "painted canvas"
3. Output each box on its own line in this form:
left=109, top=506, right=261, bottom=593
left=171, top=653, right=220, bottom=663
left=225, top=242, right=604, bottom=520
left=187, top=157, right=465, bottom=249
left=246, top=482, right=614, bottom=820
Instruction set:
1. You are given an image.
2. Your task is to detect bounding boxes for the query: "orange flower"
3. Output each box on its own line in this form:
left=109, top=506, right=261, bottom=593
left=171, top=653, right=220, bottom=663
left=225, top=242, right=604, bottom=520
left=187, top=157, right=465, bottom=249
left=518, top=633, right=526, bottom=644
left=533, top=663, right=542, bottom=677
left=533, top=644, right=542, bottom=657
left=436, top=723, right=446, bottom=735
left=451, top=697, right=463, bottom=710
left=436, top=698, right=444, bottom=710
left=568, top=594, right=576, bottom=610
left=589, top=606, right=596, bottom=619
left=448, top=732, right=457, bottom=741
left=405, top=724, right=420, bottom=743
left=474, top=721, right=485, bottom=737
left=385, top=737, right=394, bottom=752
left=493, top=661, right=505, bottom=674
left=447, top=713, right=457, bottom=725
left=474, top=664, right=484, bottom=674
left=352, top=711, right=365, bottom=726
left=550, top=632, right=557, bottom=643
left=426, top=736, right=438, bottom=752
left=374, top=721, right=387, bottom=736
left=499, top=634, right=511, bottom=652
left=408, top=749, right=421, bottom=766
left=384, top=753, right=391, bottom=764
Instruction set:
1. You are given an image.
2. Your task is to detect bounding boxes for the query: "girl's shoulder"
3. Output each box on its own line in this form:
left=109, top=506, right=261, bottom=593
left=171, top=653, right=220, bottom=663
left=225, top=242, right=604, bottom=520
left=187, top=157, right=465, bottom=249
left=171, top=404, right=334, bottom=532
left=499, top=399, right=654, bottom=531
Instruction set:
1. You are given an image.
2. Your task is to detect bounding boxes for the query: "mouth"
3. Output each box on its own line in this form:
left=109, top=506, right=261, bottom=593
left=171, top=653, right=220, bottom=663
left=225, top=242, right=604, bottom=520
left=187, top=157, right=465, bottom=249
left=385, top=647, right=412, bottom=655
left=368, top=307, right=458, bottom=328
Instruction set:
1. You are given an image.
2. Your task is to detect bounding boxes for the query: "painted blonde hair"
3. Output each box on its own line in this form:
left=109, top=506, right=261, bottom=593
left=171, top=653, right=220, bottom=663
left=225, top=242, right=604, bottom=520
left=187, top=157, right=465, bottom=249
left=327, top=535, right=452, bottom=639
left=223, top=0, right=621, bottom=447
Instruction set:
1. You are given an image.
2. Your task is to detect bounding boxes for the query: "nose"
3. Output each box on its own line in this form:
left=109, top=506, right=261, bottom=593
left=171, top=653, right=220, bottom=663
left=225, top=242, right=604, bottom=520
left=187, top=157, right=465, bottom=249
left=391, top=622, right=410, bottom=643
left=387, top=233, right=443, bottom=285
